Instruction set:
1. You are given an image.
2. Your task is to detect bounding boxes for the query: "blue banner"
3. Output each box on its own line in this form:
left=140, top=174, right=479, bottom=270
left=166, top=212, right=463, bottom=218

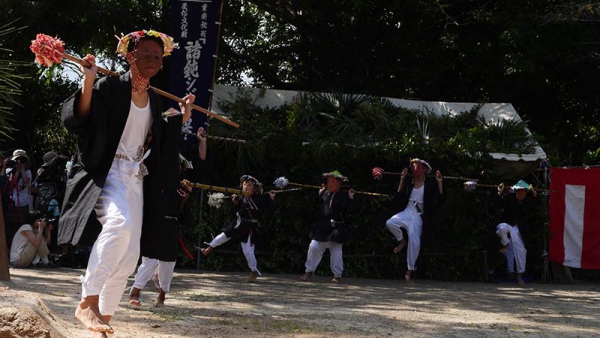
left=170, top=0, right=223, bottom=157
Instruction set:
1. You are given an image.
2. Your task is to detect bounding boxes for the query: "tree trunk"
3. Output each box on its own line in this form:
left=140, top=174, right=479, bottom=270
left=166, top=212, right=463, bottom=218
left=0, top=200, right=10, bottom=280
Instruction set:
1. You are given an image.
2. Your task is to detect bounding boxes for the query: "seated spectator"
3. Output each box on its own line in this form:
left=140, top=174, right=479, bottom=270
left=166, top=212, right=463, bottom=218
left=9, top=210, right=58, bottom=268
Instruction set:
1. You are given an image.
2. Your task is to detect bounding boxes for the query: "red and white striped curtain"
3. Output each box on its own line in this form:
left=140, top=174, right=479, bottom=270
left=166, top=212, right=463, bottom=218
left=549, top=167, right=600, bottom=269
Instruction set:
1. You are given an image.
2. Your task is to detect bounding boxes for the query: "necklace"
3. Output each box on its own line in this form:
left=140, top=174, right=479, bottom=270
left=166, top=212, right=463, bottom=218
left=128, top=56, right=149, bottom=94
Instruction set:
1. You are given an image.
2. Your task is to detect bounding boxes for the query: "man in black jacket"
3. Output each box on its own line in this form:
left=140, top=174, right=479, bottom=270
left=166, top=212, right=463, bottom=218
left=301, top=170, right=356, bottom=284
left=495, top=180, right=538, bottom=286
left=58, top=30, right=193, bottom=337
left=385, top=159, right=443, bottom=284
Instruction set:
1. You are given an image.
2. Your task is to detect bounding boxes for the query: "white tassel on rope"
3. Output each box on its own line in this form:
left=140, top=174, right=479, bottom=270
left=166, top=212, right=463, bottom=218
left=273, top=176, right=289, bottom=189
left=207, top=192, right=226, bottom=209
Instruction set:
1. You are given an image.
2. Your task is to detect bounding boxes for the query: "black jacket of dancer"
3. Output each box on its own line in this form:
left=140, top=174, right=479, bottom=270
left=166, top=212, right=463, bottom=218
left=58, top=72, right=182, bottom=247
left=309, top=190, right=356, bottom=244
left=495, top=192, right=540, bottom=245
left=376, top=177, right=443, bottom=248
left=221, top=194, right=276, bottom=244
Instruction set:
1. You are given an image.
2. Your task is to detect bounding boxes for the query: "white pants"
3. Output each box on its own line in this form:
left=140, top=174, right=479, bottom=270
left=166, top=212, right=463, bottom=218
left=133, top=257, right=176, bottom=293
left=210, top=232, right=260, bottom=274
left=82, top=159, right=144, bottom=316
left=496, top=223, right=527, bottom=274
left=304, top=240, right=343, bottom=278
left=385, top=207, right=423, bottom=271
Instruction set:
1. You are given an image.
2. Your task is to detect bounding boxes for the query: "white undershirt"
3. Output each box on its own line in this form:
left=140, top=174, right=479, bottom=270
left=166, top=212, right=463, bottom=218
left=116, top=100, right=152, bottom=159
left=408, top=185, right=424, bottom=213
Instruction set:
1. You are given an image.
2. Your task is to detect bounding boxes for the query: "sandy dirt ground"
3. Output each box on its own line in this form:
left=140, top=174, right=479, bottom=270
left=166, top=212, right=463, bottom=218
left=1, top=267, right=599, bottom=338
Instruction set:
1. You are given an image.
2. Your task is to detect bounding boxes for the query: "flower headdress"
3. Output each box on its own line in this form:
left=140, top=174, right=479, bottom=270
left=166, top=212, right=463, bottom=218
left=322, top=170, right=348, bottom=182
left=410, top=158, right=432, bottom=174
left=511, top=180, right=531, bottom=191
left=116, top=30, right=178, bottom=57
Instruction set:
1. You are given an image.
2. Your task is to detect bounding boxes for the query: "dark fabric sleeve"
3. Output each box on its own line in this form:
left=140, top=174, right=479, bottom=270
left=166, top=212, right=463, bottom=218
left=61, top=91, right=92, bottom=134
left=62, top=77, right=115, bottom=174
left=160, top=114, right=183, bottom=190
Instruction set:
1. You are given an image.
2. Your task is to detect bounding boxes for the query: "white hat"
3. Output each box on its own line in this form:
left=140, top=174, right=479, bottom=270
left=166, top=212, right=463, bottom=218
left=11, top=149, right=31, bottom=168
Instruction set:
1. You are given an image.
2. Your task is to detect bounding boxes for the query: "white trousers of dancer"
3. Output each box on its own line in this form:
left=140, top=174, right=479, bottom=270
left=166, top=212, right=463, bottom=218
left=81, top=158, right=144, bottom=316
left=385, top=207, right=423, bottom=271
left=210, top=232, right=260, bottom=274
left=133, top=257, right=176, bottom=293
left=496, top=223, right=527, bottom=274
left=304, top=240, right=343, bottom=278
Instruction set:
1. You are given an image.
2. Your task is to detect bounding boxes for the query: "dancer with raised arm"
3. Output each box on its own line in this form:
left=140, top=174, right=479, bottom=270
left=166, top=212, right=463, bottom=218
left=57, top=30, right=193, bottom=336
left=384, top=159, right=443, bottom=284
left=201, top=175, right=277, bottom=282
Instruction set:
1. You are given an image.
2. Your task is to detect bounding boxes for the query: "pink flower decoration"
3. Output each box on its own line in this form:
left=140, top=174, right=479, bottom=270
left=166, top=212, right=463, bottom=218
left=372, top=167, right=384, bottom=180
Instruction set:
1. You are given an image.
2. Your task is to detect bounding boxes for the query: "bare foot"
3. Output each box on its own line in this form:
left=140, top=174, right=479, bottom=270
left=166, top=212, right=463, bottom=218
left=152, top=273, right=160, bottom=291
left=300, top=272, right=311, bottom=281
left=331, top=277, right=341, bottom=284
left=393, top=239, right=407, bottom=254
left=155, top=290, right=166, bottom=308
left=404, top=271, right=414, bottom=285
left=499, top=244, right=509, bottom=253
left=247, top=271, right=259, bottom=283
left=128, top=287, right=141, bottom=306
left=201, top=246, right=213, bottom=256
left=75, top=298, right=114, bottom=334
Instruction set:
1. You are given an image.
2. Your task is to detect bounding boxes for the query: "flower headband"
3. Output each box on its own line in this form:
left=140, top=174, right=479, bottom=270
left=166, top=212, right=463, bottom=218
left=511, top=180, right=531, bottom=191
left=410, top=158, right=432, bottom=174
left=116, top=30, right=178, bottom=57
left=322, top=170, right=348, bottom=182
left=240, top=175, right=262, bottom=186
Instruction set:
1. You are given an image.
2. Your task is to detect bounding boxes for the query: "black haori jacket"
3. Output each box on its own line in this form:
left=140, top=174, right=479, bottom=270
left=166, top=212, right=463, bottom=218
left=141, top=187, right=186, bottom=262
left=495, top=192, right=540, bottom=244
left=221, top=194, right=277, bottom=245
left=375, top=177, right=443, bottom=248
left=57, top=72, right=182, bottom=247
left=309, top=190, right=356, bottom=244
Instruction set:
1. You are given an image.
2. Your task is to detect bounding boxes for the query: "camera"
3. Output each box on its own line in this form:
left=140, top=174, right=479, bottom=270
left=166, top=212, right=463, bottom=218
left=5, top=159, right=16, bottom=169
left=41, top=217, right=59, bottom=227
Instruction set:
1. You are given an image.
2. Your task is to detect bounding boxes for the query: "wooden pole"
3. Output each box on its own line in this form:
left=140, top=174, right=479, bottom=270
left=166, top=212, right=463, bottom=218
left=286, top=182, right=389, bottom=197
left=61, top=54, right=239, bottom=128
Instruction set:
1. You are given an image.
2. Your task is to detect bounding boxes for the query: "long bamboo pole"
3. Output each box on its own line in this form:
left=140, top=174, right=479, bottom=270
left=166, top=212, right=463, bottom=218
left=61, top=54, right=239, bottom=128
left=286, top=182, right=389, bottom=197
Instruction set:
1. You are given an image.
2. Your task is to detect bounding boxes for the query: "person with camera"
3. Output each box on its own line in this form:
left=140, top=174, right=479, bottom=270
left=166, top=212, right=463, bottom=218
left=34, top=151, right=66, bottom=251
left=9, top=210, right=58, bottom=268
left=34, top=151, right=66, bottom=215
left=5, top=150, right=34, bottom=249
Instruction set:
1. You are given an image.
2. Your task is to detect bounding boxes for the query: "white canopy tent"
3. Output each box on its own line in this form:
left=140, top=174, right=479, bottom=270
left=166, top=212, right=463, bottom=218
left=211, top=85, right=547, bottom=178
